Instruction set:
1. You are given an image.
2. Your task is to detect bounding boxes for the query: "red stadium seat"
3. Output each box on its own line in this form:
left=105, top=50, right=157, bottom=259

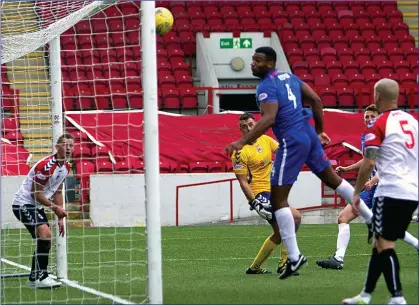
left=180, top=89, right=198, bottom=109
left=326, top=61, right=343, bottom=76
left=399, top=73, right=417, bottom=86
left=360, top=61, right=376, bottom=75
left=114, top=161, right=130, bottom=174
left=92, top=146, right=109, bottom=158
left=161, top=89, right=181, bottom=109
left=75, top=161, right=95, bottom=179
left=190, top=161, right=209, bottom=173
left=319, top=88, right=338, bottom=107
left=342, top=60, right=360, bottom=74
left=309, top=61, right=326, bottom=75
left=316, top=36, right=332, bottom=50
left=292, top=61, right=309, bottom=75
left=337, top=88, right=356, bottom=107
left=73, top=144, right=92, bottom=160
left=314, top=74, right=331, bottom=86
left=320, top=47, right=337, bottom=63
left=208, top=161, right=224, bottom=173
left=96, top=160, right=113, bottom=173
left=393, top=60, right=411, bottom=75
left=331, top=74, right=349, bottom=86
left=348, top=73, right=366, bottom=86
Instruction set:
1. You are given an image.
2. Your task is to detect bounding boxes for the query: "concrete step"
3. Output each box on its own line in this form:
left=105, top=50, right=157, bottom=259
left=24, top=139, right=53, bottom=150
left=26, top=147, right=52, bottom=155
left=22, top=133, right=52, bottom=140
left=2, top=1, right=34, bottom=7
left=12, top=83, right=50, bottom=93
left=20, top=119, right=51, bottom=125
left=9, top=65, right=48, bottom=71
left=1, top=27, right=36, bottom=34
left=19, top=92, right=50, bottom=98
left=20, top=126, right=53, bottom=135
left=10, top=57, right=47, bottom=67
left=19, top=111, right=51, bottom=119
left=20, top=105, right=51, bottom=111
left=7, top=71, right=49, bottom=78
left=20, top=51, right=45, bottom=59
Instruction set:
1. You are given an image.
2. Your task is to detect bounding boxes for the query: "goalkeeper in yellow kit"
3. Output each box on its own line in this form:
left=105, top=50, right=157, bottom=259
left=232, top=113, right=301, bottom=274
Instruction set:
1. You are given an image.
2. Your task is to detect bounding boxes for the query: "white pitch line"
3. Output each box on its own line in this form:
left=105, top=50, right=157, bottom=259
left=1, top=258, right=135, bottom=304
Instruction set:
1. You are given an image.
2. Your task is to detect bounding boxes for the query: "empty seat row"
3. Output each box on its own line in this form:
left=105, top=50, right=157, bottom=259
left=63, top=90, right=198, bottom=111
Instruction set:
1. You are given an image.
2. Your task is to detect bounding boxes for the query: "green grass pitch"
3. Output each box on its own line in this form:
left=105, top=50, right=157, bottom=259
left=1, top=223, right=418, bottom=304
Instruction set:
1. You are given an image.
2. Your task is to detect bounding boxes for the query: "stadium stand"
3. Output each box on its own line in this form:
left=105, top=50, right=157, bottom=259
left=1, top=1, right=418, bottom=182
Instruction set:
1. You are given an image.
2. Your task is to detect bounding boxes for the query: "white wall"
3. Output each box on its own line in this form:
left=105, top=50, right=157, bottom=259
left=205, top=33, right=270, bottom=79
left=2, top=175, right=26, bottom=229
left=90, top=171, right=321, bottom=227
left=1, top=172, right=321, bottom=228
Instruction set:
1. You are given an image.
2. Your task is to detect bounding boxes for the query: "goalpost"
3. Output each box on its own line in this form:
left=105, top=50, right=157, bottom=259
left=1, top=1, right=162, bottom=304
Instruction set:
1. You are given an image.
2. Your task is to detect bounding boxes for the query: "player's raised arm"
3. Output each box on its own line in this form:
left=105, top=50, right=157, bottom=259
left=301, top=82, right=324, bottom=135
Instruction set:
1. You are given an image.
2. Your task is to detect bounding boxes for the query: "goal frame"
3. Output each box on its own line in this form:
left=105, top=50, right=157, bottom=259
left=0, top=1, right=163, bottom=303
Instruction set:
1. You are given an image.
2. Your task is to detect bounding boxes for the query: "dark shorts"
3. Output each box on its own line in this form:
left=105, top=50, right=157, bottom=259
left=255, top=192, right=276, bottom=222
left=12, top=204, right=49, bottom=239
left=372, top=197, right=418, bottom=241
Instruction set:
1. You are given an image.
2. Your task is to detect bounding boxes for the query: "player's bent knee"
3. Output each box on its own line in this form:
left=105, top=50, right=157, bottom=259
left=338, top=206, right=355, bottom=224
left=270, top=233, right=282, bottom=245
left=291, top=208, right=301, bottom=225
left=36, top=224, right=51, bottom=240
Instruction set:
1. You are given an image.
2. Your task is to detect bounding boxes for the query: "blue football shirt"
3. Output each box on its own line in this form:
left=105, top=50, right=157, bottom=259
left=256, top=69, right=312, bottom=138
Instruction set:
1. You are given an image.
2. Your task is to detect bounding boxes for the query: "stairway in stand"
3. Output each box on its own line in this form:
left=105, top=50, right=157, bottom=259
left=398, top=1, right=419, bottom=46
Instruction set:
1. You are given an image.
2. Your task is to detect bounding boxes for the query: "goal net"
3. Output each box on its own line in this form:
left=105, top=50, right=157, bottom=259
left=1, top=1, right=162, bottom=304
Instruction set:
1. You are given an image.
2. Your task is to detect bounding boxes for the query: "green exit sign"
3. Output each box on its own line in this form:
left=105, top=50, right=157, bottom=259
left=220, top=38, right=253, bottom=49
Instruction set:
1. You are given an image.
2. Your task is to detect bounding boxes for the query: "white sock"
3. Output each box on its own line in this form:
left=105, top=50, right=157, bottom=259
left=335, top=179, right=373, bottom=223
left=334, top=223, right=350, bottom=262
left=402, top=232, right=418, bottom=248
left=274, top=207, right=301, bottom=262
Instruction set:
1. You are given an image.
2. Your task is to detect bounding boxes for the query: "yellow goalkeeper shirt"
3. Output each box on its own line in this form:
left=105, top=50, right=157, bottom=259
left=231, top=135, right=279, bottom=195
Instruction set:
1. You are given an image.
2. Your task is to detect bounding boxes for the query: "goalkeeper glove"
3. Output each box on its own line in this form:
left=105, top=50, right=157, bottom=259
left=249, top=198, right=272, bottom=221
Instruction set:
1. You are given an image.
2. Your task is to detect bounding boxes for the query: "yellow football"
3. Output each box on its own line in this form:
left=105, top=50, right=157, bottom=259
left=155, top=7, right=174, bottom=35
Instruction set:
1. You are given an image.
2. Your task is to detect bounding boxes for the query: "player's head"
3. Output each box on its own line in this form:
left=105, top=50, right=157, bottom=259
left=56, top=133, right=74, bottom=160
left=238, top=112, right=256, bottom=135
left=373, top=78, right=399, bottom=112
left=363, top=104, right=379, bottom=127
left=251, top=46, right=277, bottom=79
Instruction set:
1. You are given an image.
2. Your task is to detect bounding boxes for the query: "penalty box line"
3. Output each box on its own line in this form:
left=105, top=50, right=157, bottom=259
left=1, top=258, right=135, bottom=305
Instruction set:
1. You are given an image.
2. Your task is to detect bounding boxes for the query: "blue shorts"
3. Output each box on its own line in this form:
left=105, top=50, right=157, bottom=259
left=271, top=124, right=331, bottom=186
left=255, top=192, right=276, bottom=222
left=359, top=184, right=377, bottom=209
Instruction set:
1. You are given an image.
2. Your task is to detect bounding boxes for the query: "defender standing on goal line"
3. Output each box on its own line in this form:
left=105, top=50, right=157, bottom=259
left=12, top=134, right=73, bottom=288
left=231, top=112, right=301, bottom=275
left=226, top=46, right=379, bottom=279
left=343, top=79, right=418, bottom=305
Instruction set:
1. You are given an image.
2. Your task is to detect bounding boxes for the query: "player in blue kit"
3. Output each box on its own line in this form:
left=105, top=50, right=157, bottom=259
left=226, top=46, right=376, bottom=279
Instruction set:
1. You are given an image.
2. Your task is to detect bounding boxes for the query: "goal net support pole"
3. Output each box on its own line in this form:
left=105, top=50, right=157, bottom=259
left=141, top=1, right=163, bottom=304
left=50, top=35, right=68, bottom=281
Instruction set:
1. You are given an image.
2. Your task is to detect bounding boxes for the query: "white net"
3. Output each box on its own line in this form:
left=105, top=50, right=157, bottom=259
left=1, top=1, right=155, bottom=303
